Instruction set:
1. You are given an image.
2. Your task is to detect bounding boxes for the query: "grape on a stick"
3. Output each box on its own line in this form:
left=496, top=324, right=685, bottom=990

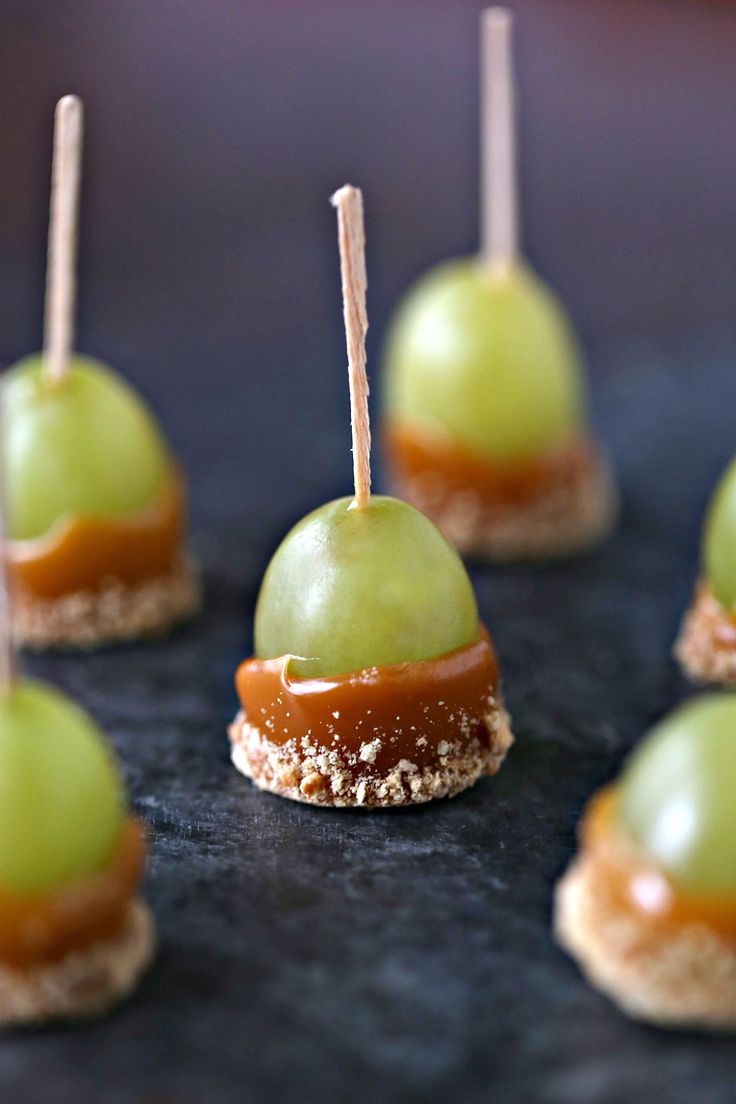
left=0, top=405, right=154, bottom=1028
left=4, top=96, right=198, bottom=649
left=229, top=185, right=512, bottom=808
left=255, top=495, right=479, bottom=678
left=382, top=9, right=615, bottom=560
left=555, top=695, right=736, bottom=1031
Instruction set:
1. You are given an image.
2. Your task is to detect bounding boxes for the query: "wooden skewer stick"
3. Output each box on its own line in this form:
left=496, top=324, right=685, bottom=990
left=0, top=394, right=16, bottom=696
left=43, top=94, right=84, bottom=386
left=480, top=8, right=519, bottom=269
left=331, top=184, right=371, bottom=509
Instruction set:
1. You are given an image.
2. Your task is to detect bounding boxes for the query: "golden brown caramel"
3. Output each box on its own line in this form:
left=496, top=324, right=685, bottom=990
left=7, top=475, right=186, bottom=600
left=235, top=631, right=500, bottom=778
left=582, top=788, right=736, bottom=941
left=385, top=420, right=595, bottom=507
left=0, top=818, right=146, bottom=968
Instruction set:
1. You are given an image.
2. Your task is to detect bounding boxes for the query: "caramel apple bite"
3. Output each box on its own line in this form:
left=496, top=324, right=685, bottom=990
left=381, top=10, right=615, bottom=561
left=555, top=696, right=736, bottom=1030
left=5, top=96, right=198, bottom=649
left=0, top=682, right=154, bottom=1027
left=0, top=456, right=154, bottom=1027
left=676, top=458, right=736, bottom=685
left=229, top=186, right=512, bottom=808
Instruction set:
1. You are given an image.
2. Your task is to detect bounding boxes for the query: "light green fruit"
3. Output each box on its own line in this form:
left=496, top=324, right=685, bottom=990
left=383, top=259, right=585, bottom=462
left=0, top=679, right=124, bottom=894
left=4, top=354, right=174, bottom=540
left=618, top=694, right=736, bottom=895
left=255, top=495, right=479, bottom=678
left=703, top=458, right=736, bottom=610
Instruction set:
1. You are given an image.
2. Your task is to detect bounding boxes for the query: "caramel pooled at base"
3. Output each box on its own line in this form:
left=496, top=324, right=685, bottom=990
left=0, top=817, right=154, bottom=1028
left=384, top=421, right=615, bottom=560
left=0, top=819, right=146, bottom=969
left=230, top=632, right=513, bottom=807
left=0, top=899, right=155, bottom=1028
left=8, top=474, right=187, bottom=599
left=555, top=789, right=736, bottom=1030
left=7, top=473, right=200, bottom=649
left=13, top=554, right=200, bottom=650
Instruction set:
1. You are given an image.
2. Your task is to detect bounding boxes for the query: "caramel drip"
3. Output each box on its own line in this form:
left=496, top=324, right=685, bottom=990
left=582, top=788, right=736, bottom=940
left=7, top=473, right=186, bottom=599
left=385, top=421, right=594, bottom=508
left=0, top=818, right=146, bottom=968
left=235, top=632, right=499, bottom=774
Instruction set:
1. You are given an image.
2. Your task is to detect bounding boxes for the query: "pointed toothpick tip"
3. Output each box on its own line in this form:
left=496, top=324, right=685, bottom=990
left=483, top=7, right=512, bottom=28
left=330, top=183, right=357, bottom=208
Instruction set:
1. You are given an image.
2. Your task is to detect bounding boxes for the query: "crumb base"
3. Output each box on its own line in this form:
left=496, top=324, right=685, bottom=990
left=13, top=555, right=201, bottom=650
left=0, top=899, right=155, bottom=1028
left=555, top=853, right=736, bottom=1030
left=389, top=443, right=616, bottom=561
left=229, top=703, right=513, bottom=808
left=675, top=583, right=736, bottom=686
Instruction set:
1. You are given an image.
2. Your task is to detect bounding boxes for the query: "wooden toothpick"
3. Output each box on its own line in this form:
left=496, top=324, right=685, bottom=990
left=331, top=185, right=371, bottom=509
left=480, top=8, right=519, bottom=270
left=0, top=393, right=16, bottom=696
left=43, top=94, right=84, bottom=386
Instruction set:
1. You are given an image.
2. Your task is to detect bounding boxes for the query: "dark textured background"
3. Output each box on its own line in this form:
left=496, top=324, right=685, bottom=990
left=1, top=2, right=736, bottom=1101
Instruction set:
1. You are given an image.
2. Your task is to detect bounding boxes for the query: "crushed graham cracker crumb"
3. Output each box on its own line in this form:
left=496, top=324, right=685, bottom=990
left=229, top=698, right=513, bottom=809
left=675, top=582, right=736, bottom=686
left=555, top=850, right=736, bottom=1030
left=300, top=772, right=326, bottom=797
left=13, top=555, right=200, bottom=650
left=0, top=899, right=155, bottom=1028
left=389, top=443, right=615, bottom=561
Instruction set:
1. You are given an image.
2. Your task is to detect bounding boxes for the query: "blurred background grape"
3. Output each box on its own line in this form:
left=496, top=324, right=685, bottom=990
left=0, top=0, right=733, bottom=539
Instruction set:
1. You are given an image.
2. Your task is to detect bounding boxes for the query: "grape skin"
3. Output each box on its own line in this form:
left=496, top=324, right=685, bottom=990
left=255, top=496, right=479, bottom=678
left=618, top=695, right=736, bottom=895
left=703, top=458, right=736, bottom=610
left=4, top=355, right=173, bottom=541
left=383, top=259, right=585, bottom=462
left=0, top=679, right=124, bottom=894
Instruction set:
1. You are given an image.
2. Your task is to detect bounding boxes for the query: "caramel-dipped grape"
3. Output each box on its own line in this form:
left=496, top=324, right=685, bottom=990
left=618, top=695, right=736, bottom=896
left=255, top=495, right=479, bottom=678
left=703, top=459, right=736, bottom=610
left=383, top=260, right=585, bottom=462
left=0, top=679, right=124, bottom=894
left=4, top=355, right=174, bottom=541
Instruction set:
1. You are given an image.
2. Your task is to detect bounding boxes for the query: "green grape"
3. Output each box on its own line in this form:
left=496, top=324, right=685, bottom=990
left=383, top=259, right=585, bottom=462
left=255, top=495, right=479, bottom=678
left=0, top=679, right=124, bottom=894
left=4, top=354, right=174, bottom=540
left=618, top=694, right=736, bottom=895
left=703, top=458, right=736, bottom=610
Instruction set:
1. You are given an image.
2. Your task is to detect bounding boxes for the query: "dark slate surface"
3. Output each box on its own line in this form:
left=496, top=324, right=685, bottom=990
left=2, top=337, right=734, bottom=1104
left=2, top=2, right=736, bottom=1101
